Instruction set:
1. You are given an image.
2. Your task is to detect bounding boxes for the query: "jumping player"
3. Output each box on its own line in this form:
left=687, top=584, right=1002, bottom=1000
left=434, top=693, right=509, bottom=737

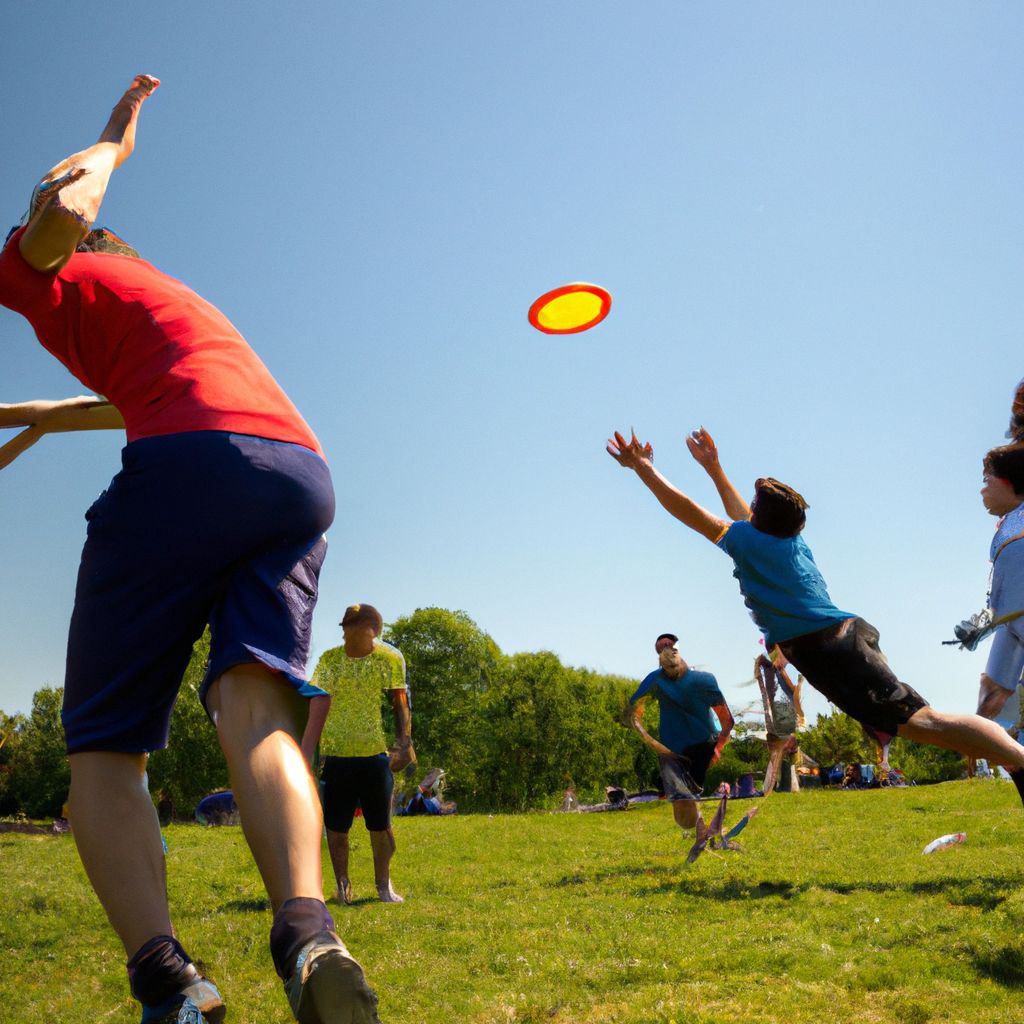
left=606, top=426, right=1024, bottom=801
left=0, top=77, right=379, bottom=1023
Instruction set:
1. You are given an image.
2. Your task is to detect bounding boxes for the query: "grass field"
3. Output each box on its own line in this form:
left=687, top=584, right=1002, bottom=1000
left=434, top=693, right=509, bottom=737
left=4, top=780, right=1024, bottom=1023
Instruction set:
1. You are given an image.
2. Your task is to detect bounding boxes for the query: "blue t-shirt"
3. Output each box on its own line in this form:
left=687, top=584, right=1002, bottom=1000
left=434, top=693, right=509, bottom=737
left=717, top=520, right=852, bottom=646
left=990, top=502, right=1024, bottom=618
left=628, top=668, right=724, bottom=753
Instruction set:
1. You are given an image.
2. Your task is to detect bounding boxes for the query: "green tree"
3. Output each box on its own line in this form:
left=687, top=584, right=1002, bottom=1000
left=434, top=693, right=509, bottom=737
left=0, top=710, right=26, bottom=816
left=11, top=687, right=69, bottom=818
left=886, top=736, right=965, bottom=784
left=384, top=607, right=499, bottom=806
left=799, top=710, right=873, bottom=769
left=147, top=630, right=229, bottom=819
left=476, top=652, right=653, bottom=812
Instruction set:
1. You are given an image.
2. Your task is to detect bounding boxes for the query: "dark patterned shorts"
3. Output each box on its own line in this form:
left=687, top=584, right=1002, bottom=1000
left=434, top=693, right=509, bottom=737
left=658, top=740, right=717, bottom=802
left=779, top=617, right=928, bottom=745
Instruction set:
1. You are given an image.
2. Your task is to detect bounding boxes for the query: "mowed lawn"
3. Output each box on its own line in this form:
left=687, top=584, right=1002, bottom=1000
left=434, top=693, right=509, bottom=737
left=4, top=781, right=1024, bottom=1024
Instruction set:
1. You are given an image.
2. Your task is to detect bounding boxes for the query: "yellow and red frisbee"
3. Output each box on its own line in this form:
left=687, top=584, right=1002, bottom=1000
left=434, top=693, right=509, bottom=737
left=528, top=282, right=612, bottom=335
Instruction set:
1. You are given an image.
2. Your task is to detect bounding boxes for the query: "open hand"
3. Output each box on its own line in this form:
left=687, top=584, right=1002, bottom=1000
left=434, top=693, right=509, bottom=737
left=685, top=427, right=718, bottom=469
left=606, top=429, right=653, bottom=469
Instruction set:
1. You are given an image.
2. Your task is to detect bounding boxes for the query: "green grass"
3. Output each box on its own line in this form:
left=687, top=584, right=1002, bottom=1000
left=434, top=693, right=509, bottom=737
left=4, top=780, right=1024, bottom=1023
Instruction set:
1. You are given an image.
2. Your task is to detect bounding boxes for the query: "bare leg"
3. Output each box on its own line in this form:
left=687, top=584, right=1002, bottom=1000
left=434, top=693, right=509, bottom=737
left=326, top=829, right=353, bottom=904
left=672, top=798, right=702, bottom=830
left=207, top=664, right=324, bottom=911
left=369, top=829, right=403, bottom=902
left=67, top=751, right=172, bottom=955
left=898, top=706, right=1024, bottom=768
left=977, top=674, right=1014, bottom=720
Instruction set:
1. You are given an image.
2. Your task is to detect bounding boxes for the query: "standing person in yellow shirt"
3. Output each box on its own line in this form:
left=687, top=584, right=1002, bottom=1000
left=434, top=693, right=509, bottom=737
left=303, top=605, right=414, bottom=904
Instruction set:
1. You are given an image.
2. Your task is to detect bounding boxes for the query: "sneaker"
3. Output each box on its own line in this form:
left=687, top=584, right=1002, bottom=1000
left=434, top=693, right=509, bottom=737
left=284, top=931, right=381, bottom=1024
left=140, top=973, right=226, bottom=1024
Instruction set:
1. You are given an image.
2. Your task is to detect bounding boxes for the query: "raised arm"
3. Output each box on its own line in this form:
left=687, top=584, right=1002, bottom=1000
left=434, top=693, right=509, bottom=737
left=19, top=74, right=159, bottom=273
left=607, top=429, right=728, bottom=543
left=685, top=427, right=750, bottom=521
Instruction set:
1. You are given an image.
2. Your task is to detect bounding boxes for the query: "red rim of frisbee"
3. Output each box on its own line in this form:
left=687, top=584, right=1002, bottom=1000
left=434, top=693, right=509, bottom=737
left=528, top=283, right=613, bottom=334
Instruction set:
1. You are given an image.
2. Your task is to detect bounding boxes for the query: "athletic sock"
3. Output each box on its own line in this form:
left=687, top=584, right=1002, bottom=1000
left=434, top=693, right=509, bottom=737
left=127, top=935, right=197, bottom=1008
left=269, top=897, right=337, bottom=980
left=1008, top=768, right=1024, bottom=808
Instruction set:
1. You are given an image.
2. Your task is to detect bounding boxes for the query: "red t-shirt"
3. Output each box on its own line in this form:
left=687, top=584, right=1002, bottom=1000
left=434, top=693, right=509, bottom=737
left=0, top=228, right=323, bottom=456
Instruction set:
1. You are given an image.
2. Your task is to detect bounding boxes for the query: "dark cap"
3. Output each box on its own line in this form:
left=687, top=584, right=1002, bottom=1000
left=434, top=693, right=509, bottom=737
left=655, top=632, right=678, bottom=649
left=340, top=603, right=383, bottom=633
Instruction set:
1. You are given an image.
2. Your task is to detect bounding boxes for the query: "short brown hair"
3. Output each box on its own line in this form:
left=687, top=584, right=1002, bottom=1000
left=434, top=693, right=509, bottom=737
left=984, top=444, right=1024, bottom=497
left=340, top=603, right=383, bottom=634
left=751, top=478, right=809, bottom=538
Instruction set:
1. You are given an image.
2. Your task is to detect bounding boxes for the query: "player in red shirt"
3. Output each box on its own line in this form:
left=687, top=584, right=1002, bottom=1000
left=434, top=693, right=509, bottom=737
left=1, top=77, right=379, bottom=1024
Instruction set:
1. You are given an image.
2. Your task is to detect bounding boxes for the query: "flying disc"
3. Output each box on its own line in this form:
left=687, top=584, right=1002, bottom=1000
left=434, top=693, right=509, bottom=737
left=528, top=282, right=612, bottom=334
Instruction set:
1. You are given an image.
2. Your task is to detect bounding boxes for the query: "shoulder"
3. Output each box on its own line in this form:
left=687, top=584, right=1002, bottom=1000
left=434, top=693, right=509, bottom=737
left=630, top=670, right=661, bottom=703
left=0, top=227, right=56, bottom=308
left=717, top=518, right=754, bottom=551
left=313, top=645, right=348, bottom=672
left=685, top=669, right=725, bottom=697
left=373, top=641, right=407, bottom=685
left=377, top=639, right=406, bottom=666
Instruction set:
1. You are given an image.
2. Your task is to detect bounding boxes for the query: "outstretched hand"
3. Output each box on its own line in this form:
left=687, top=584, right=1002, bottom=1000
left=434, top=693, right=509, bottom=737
left=685, top=427, right=719, bottom=470
left=606, top=429, right=653, bottom=470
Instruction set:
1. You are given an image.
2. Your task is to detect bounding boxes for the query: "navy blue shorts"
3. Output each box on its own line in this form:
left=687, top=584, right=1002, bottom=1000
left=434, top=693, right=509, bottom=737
left=321, top=754, right=394, bottom=832
left=62, top=432, right=335, bottom=754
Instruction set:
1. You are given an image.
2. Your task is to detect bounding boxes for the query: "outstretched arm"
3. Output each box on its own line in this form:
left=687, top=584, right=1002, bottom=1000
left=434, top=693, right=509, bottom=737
left=0, top=396, right=124, bottom=432
left=685, top=427, right=750, bottom=521
left=20, top=74, right=159, bottom=273
left=0, top=397, right=124, bottom=473
left=607, top=429, right=728, bottom=543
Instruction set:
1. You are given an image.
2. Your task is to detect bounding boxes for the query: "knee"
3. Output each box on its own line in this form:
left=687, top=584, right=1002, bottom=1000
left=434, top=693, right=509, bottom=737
left=209, top=665, right=305, bottom=747
left=672, top=801, right=699, bottom=828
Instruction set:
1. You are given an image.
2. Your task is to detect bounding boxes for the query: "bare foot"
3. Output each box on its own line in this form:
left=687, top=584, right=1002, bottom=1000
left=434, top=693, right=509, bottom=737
left=377, top=883, right=404, bottom=904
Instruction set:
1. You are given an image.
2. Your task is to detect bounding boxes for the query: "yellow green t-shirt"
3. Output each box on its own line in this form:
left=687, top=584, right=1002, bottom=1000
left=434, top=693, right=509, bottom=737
left=313, top=641, right=406, bottom=758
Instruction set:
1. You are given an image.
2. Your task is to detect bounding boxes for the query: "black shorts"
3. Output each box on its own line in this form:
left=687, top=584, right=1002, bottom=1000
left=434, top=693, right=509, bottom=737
left=657, top=740, right=717, bottom=802
left=779, top=617, right=928, bottom=745
left=321, top=753, right=394, bottom=832
left=62, top=432, right=334, bottom=754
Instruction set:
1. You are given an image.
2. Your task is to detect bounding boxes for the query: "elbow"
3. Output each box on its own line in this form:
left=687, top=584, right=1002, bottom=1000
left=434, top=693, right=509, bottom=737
left=19, top=207, right=90, bottom=273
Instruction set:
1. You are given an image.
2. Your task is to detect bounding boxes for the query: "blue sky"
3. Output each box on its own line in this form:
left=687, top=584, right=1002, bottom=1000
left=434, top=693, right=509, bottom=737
left=1, top=3, right=1021, bottom=727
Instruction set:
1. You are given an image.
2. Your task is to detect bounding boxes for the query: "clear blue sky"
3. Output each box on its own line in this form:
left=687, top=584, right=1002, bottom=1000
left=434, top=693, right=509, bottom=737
left=1, top=3, right=1021, bottom=726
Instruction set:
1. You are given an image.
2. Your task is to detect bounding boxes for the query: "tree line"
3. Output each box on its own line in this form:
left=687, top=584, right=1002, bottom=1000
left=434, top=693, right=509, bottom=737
left=0, top=606, right=964, bottom=819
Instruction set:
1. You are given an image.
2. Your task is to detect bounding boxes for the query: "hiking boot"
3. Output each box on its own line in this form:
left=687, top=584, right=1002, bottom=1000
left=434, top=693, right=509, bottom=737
left=284, top=931, right=381, bottom=1023
left=140, top=972, right=225, bottom=1024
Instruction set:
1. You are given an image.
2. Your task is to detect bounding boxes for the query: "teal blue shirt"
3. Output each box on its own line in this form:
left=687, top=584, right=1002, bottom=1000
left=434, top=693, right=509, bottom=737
left=628, top=668, right=724, bottom=752
left=717, top=520, right=852, bottom=646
